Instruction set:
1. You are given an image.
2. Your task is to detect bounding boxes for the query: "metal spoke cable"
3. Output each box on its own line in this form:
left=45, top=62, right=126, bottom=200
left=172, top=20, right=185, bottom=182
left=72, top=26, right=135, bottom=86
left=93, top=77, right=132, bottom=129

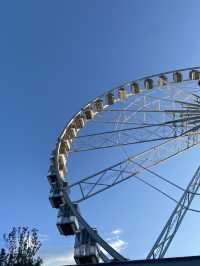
left=102, top=109, right=200, bottom=113
left=91, top=116, right=197, bottom=125
left=145, top=93, right=191, bottom=105
left=72, top=131, right=200, bottom=152
left=134, top=174, right=200, bottom=214
left=70, top=133, right=200, bottom=190
left=176, top=100, right=200, bottom=108
left=76, top=115, right=200, bottom=139
left=119, top=138, right=200, bottom=201
left=92, top=119, right=157, bottom=125
left=128, top=158, right=200, bottom=196
left=76, top=124, right=174, bottom=138
left=72, top=135, right=177, bottom=152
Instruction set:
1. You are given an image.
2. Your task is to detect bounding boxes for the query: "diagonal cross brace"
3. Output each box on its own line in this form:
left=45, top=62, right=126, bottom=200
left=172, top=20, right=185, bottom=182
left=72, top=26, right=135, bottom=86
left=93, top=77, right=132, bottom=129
left=147, top=166, right=200, bottom=259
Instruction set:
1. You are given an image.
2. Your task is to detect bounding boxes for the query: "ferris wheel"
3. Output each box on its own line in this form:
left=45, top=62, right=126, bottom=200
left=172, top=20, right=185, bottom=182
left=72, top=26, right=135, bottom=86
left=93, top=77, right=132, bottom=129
left=47, top=66, right=200, bottom=264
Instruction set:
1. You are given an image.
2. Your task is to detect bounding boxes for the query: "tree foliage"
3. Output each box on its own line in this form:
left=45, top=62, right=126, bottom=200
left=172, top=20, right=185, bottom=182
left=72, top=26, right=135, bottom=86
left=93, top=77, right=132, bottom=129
left=0, top=227, right=42, bottom=266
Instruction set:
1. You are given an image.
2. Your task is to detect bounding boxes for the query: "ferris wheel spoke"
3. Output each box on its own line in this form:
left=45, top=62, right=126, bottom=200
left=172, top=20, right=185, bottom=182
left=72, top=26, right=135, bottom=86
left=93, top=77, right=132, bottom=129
left=101, top=108, right=200, bottom=113
left=175, top=99, right=200, bottom=108
left=71, top=112, right=200, bottom=153
left=71, top=130, right=199, bottom=153
left=133, top=174, right=180, bottom=204
left=71, top=136, right=176, bottom=153
left=69, top=133, right=200, bottom=202
left=147, top=166, right=200, bottom=259
left=91, top=93, right=197, bottom=125
left=85, top=169, right=128, bottom=199
left=76, top=120, right=186, bottom=139
left=92, top=120, right=162, bottom=125
left=76, top=98, right=200, bottom=139
left=146, top=92, right=194, bottom=107
left=183, top=123, right=200, bottom=134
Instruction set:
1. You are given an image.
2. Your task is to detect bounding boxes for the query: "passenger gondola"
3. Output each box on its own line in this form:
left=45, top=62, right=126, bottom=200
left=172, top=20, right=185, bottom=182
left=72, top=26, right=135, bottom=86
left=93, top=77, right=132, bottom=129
left=57, top=203, right=80, bottom=236
left=74, top=228, right=100, bottom=264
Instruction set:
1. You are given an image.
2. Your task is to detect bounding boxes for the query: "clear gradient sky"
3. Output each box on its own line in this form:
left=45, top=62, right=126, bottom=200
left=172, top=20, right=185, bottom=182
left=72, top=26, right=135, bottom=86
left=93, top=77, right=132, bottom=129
left=1, top=1, right=200, bottom=266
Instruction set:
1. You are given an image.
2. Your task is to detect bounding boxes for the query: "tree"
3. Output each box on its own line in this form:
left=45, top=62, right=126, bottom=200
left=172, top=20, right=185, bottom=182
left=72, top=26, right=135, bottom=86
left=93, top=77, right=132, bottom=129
left=1, top=227, right=42, bottom=266
left=0, top=248, right=7, bottom=266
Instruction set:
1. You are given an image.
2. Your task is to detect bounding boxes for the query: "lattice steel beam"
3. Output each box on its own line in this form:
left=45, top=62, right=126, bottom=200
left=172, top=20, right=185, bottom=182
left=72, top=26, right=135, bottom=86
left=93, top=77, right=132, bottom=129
left=70, top=133, right=200, bottom=202
left=147, top=166, right=200, bottom=259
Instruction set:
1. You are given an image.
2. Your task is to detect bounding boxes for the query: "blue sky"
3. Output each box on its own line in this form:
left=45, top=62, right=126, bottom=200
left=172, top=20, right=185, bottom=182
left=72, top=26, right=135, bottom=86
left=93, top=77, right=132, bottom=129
left=1, top=1, right=200, bottom=265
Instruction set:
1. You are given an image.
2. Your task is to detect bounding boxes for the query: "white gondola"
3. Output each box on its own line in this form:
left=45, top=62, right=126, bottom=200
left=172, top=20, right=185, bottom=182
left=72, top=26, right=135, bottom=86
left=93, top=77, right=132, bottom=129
left=57, top=203, right=80, bottom=236
left=47, top=164, right=58, bottom=184
left=173, top=71, right=183, bottom=83
left=68, top=127, right=77, bottom=139
left=49, top=182, right=65, bottom=208
left=58, top=153, right=67, bottom=178
left=49, top=149, right=56, bottom=163
left=189, top=69, right=200, bottom=80
left=47, top=150, right=59, bottom=184
left=118, top=87, right=127, bottom=100
left=95, top=99, right=104, bottom=112
left=144, top=78, right=153, bottom=89
left=84, top=107, right=94, bottom=120
left=131, top=82, right=140, bottom=93
left=74, top=228, right=99, bottom=264
left=75, top=115, right=85, bottom=129
left=158, top=74, right=168, bottom=86
left=107, top=92, right=115, bottom=105
left=59, top=167, right=66, bottom=179
left=60, top=138, right=70, bottom=155
left=59, top=154, right=66, bottom=171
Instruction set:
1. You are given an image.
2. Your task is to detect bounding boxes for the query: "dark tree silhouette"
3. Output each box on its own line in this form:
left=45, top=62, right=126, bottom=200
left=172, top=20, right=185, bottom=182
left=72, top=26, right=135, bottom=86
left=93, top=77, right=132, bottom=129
left=0, top=248, right=7, bottom=266
left=1, top=227, right=42, bottom=266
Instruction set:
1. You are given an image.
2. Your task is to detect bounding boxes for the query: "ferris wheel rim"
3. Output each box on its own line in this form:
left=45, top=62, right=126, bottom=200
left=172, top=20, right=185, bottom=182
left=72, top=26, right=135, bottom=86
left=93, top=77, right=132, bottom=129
left=50, top=66, right=200, bottom=263
left=59, top=66, right=200, bottom=139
